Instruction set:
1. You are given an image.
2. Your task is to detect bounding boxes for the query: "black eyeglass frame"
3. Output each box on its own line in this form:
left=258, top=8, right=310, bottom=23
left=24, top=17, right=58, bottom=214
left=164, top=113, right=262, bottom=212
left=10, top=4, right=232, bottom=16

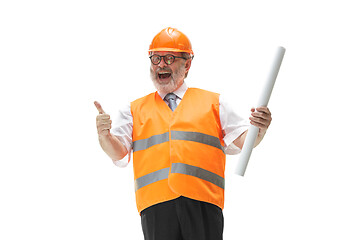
left=149, top=54, right=188, bottom=65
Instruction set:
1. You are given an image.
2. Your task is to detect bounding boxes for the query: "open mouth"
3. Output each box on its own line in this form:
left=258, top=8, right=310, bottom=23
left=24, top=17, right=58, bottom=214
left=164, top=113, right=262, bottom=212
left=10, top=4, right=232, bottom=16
left=158, top=72, right=172, bottom=80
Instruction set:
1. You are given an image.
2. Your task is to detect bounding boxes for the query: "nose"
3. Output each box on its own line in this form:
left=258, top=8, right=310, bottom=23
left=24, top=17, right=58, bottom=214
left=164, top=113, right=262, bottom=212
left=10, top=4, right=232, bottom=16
left=158, top=57, right=167, bottom=68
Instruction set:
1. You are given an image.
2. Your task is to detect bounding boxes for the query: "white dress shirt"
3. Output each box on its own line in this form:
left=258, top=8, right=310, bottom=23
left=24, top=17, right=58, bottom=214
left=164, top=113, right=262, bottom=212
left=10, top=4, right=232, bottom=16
left=110, top=82, right=250, bottom=167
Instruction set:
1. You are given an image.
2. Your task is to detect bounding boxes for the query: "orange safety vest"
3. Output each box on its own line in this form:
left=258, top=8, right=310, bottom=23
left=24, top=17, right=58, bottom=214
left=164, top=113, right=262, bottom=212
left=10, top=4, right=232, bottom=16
left=131, top=88, right=226, bottom=214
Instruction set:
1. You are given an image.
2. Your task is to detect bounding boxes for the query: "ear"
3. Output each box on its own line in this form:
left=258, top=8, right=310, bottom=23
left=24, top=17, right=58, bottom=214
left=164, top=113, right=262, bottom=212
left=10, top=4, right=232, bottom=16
left=185, top=59, right=192, bottom=72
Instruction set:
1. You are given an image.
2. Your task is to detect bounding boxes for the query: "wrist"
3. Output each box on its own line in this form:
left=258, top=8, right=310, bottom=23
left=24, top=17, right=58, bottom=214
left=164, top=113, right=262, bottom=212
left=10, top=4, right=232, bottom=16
left=98, top=132, right=112, bottom=141
left=258, top=128, right=267, bottom=137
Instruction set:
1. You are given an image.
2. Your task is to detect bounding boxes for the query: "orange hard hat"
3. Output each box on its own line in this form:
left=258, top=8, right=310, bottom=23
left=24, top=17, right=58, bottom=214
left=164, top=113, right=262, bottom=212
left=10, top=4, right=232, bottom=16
left=149, top=27, right=194, bottom=57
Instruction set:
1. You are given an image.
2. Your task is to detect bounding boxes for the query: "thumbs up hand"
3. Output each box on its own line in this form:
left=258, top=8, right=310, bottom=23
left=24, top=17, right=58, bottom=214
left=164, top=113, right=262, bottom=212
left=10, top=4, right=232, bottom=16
left=94, top=101, right=112, bottom=136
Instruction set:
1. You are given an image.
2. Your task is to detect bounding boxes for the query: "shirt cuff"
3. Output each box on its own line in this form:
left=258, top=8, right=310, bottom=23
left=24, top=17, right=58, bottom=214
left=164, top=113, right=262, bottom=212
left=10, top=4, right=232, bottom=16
left=112, top=157, right=130, bottom=168
left=223, top=126, right=249, bottom=155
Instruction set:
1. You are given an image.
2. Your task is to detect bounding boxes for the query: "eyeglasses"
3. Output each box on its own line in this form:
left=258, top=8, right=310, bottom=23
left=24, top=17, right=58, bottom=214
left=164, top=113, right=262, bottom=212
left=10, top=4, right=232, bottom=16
left=149, top=54, right=188, bottom=65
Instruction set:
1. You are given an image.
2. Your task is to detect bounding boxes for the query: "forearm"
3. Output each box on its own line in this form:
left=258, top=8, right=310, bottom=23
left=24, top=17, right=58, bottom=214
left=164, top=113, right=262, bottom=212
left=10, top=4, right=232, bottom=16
left=254, top=130, right=266, bottom=148
left=233, top=106, right=271, bottom=150
left=98, top=133, right=128, bottom=161
left=233, top=129, right=266, bottom=150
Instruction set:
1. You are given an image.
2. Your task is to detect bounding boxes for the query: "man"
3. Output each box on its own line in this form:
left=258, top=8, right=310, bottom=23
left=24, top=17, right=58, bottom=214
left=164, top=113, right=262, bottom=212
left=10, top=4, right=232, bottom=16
left=94, top=27, right=272, bottom=240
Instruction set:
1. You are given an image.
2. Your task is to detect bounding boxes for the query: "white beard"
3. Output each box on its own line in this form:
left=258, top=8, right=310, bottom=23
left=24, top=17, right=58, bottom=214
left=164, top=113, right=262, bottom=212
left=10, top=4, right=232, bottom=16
left=150, top=65, right=186, bottom=94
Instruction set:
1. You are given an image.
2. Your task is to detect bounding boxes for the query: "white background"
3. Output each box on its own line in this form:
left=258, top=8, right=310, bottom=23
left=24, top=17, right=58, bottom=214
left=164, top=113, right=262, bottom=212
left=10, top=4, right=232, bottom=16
left=1, top=0, right=359, bottom=239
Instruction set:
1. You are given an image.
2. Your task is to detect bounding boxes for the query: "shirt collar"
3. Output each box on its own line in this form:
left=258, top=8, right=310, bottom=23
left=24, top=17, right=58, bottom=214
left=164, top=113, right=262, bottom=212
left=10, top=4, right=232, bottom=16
left=158, top=82, right=188, bottom=100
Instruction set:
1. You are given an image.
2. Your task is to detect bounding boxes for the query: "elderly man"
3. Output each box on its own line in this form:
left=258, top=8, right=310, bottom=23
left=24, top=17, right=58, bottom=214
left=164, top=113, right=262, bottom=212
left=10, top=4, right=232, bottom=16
left=95, top=27, right=272, bottom=240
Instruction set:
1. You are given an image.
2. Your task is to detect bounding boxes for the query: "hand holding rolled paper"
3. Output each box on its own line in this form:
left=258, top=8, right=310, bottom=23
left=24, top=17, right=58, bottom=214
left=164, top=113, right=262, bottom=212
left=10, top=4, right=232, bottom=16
left=249, top=106, right=272, bottom=137
left=234, top=46, right=286, bottom=176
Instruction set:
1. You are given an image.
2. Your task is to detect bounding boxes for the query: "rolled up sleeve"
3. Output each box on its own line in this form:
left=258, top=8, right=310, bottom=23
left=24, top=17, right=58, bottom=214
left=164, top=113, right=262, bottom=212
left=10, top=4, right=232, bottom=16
left=110, top=103, right=133, bottom=167
left=219, top=95, right=250, bottom=155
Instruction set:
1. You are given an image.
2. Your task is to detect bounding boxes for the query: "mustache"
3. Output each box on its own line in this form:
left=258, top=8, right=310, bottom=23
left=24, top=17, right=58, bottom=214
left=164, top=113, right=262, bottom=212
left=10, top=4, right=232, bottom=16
left=155, top=67, right=173, bottom=74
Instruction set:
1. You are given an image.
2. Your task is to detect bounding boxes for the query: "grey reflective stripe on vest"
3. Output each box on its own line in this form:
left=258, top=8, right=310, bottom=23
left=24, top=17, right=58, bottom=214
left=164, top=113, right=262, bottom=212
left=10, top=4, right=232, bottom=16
left=171, top=163, right=225, bottom=189
left=171, top=131, right=224, bottom=153
left=135, top=168, right=170, bottom=191
left=133, top=132, right=169, bottom=152
left=133, top=131, right=224, bottom=152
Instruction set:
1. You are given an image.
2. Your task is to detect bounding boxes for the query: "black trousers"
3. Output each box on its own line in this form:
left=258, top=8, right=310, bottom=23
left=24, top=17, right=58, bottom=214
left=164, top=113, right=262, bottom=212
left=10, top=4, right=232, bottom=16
left=140, top=196, right=224, bottom=240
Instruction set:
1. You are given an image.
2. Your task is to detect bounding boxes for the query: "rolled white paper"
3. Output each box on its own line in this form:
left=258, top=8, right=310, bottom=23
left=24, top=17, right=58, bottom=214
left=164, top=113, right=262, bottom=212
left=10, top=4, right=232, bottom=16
left=234, top=46, right=286, bottom=176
